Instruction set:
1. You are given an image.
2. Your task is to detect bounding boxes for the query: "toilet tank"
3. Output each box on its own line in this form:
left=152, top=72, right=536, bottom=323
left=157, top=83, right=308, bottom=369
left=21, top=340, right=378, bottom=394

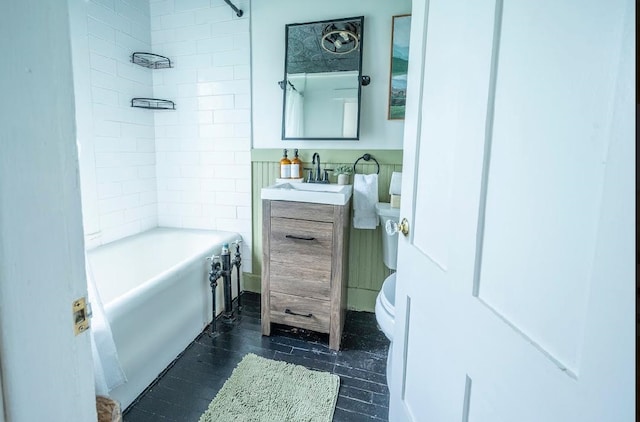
left=375, top=202, right=400, bottom=270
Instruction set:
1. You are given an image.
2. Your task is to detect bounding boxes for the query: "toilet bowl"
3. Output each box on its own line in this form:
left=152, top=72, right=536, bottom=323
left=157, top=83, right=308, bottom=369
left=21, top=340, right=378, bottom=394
left=375, top=273, right=396, bottom=341
left=373, top=202, right=400, bottom=387
left=375, top=273, right=396, bottom=383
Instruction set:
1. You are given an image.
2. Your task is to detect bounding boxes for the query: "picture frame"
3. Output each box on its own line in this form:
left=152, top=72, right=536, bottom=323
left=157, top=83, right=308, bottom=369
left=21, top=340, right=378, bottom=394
left=388, top=14, right=411, bottom=120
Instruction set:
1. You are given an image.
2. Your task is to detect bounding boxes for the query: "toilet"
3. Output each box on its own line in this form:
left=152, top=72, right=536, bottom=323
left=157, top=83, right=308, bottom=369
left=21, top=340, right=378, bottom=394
left=374, top=202, right=400, bottom=387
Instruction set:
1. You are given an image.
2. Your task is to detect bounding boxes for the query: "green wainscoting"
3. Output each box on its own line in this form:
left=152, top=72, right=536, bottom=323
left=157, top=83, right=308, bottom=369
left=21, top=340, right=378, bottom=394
left=250, top=149, right=403, bottom=312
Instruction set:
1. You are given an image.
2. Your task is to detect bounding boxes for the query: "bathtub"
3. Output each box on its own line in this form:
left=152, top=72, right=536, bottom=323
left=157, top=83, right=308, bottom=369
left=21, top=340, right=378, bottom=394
left=87, top=227, right=242, bottom=409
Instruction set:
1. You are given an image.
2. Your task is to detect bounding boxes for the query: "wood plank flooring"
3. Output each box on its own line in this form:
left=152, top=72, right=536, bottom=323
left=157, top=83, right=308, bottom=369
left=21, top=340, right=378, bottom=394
left=123, top=292, right=390, bottom=421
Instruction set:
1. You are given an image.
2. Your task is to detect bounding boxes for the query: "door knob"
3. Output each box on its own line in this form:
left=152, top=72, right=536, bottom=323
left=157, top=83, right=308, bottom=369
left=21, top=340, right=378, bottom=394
left=385, top=218, right=409, bottom=236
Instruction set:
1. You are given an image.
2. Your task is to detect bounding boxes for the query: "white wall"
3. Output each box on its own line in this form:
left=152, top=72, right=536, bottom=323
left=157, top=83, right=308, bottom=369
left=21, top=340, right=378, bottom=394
left=252, top=0, right=411, bottom=149
left=150, top=0, right=252, bottom=269
left=0, top=1, right=96, bottom=420
left=70, top=0, right=158, bottom=248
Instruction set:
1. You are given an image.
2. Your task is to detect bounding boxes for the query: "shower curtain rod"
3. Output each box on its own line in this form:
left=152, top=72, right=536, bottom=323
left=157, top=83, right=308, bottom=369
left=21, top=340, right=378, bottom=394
left=223, top=0, right=243, bottom=17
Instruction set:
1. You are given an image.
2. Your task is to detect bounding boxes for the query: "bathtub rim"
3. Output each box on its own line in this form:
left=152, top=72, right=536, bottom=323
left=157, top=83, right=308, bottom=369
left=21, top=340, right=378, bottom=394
left=87, top=228, right=242, bottom=321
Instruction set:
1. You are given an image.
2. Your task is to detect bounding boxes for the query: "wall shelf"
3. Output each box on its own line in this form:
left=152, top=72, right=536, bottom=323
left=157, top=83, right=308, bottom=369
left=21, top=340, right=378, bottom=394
left=131, top=98, right=175, bottom=110
left=130, top=52, right=175, bottom=110
left=131, top=52, right=172, bottom=69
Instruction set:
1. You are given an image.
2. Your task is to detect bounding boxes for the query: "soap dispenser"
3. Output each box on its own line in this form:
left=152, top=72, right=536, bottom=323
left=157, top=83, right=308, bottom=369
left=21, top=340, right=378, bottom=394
left=280, top=149, right=291, bottom=179
left=290, top=149, right=302, bottom=179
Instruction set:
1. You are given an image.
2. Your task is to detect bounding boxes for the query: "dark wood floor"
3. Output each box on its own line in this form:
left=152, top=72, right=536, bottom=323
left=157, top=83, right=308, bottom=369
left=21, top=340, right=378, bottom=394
left=123, top=292, right=391, bottom=421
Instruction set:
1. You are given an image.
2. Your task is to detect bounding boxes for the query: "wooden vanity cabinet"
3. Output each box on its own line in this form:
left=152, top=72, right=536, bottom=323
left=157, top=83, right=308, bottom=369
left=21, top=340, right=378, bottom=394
left=261, top=199, right=350, bottom=350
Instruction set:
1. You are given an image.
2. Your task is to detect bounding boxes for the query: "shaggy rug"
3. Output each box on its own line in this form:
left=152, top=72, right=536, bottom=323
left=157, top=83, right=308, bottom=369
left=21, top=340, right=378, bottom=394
left=198, top=353, right=340, bottom=422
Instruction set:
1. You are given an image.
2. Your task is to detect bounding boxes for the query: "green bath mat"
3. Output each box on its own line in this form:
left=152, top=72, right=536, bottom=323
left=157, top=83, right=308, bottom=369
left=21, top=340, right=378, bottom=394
left=198, top=353, right=340, bottom=422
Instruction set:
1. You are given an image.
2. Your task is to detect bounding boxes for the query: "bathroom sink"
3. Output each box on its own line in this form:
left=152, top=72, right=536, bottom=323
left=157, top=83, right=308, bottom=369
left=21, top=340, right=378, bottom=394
left=261, top=182, right=353, bottom=205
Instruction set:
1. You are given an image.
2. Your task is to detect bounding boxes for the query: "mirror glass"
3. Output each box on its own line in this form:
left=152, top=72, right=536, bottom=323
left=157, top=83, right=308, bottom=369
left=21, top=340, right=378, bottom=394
left=282, top=16, right=364, bottom=140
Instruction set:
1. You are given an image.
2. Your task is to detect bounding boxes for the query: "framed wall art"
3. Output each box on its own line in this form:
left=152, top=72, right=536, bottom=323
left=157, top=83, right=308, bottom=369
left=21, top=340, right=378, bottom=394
left=388, top=14, right=411, bottom=120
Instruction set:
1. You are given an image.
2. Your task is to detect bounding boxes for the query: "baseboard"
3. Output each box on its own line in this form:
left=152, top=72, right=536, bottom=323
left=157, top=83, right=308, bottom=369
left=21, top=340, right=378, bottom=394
left=242, top=272, right=261, bottom=293
left=346, top=288, right=378, bottom=312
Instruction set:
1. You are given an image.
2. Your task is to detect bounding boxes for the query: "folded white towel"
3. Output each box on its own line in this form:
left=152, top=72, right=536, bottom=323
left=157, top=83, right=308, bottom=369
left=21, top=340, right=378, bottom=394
left=353, top=173, right=379, bottom=229
left=389, top=171, right=402, bottom=195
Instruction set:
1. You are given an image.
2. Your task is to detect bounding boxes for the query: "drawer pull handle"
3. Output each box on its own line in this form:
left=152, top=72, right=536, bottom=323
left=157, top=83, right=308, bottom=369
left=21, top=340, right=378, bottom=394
left=285, top=308, right=313, bottom=318
left=285, top=235, right=316, bottom=241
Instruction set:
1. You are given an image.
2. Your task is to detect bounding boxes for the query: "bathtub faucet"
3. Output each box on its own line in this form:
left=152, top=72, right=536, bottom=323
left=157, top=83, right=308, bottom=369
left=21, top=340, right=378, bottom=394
left=207, top=255, right=224, bottom=335
left=207, top=239, right=243, bottom=335
left=231, top=240, right=243, bottom=311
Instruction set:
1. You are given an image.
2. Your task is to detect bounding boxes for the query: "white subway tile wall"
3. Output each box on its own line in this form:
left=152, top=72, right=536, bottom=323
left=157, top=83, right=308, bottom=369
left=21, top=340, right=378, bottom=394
left=76, top=0, right=252, bottom=269
left=82, top=0, right=157, bottom=247
left=151, top=0, right=252, bottom=268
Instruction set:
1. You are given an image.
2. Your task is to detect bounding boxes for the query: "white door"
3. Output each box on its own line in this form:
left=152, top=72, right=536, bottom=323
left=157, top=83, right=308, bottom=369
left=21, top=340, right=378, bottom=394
left=1, top=1, right=97, bottom=420
left=389, top=0, right=635, bottom=421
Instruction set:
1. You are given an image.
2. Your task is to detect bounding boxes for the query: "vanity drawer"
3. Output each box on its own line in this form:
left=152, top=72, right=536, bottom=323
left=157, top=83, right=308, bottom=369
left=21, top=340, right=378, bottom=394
left=269, top=217, right=333, bottom=266
left=270, top=201, right=335, bottom=222
left=269, top=291, right=330, bottom=333
left=270, top=268, right=331, bottom=300
left=269, top=217, right=333, bottom=300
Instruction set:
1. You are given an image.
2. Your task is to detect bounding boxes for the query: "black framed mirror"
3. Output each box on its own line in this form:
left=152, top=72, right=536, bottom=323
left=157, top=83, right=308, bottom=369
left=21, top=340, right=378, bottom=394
left=281, top=16, right=365, bottom=140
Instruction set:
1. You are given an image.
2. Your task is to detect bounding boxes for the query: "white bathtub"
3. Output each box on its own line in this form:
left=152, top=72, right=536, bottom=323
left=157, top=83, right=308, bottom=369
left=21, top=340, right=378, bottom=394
left=87, top=227, right=242, bottom=409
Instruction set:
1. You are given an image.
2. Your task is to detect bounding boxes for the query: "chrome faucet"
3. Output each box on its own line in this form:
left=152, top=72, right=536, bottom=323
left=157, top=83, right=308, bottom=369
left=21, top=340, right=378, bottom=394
left=307, top=152, right=331, bottom=183
left=312, top=152, right=321, bottom=182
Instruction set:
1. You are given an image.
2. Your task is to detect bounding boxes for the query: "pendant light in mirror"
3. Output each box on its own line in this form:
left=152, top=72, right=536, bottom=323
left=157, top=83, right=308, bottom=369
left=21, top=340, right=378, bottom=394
left=320, top=21, right=360, bottom=55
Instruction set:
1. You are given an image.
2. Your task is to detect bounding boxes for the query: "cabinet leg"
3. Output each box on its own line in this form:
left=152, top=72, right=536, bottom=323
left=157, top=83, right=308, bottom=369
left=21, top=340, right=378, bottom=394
left=329, top=333, right=340, bottom=351
left=261, top=293, right=271, bottom=335
left=262, top=320, right=271, bottom=336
